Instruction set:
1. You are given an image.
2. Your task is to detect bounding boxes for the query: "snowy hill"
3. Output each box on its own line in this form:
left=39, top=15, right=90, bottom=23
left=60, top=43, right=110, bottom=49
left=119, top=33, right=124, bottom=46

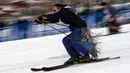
left=0, top=24, right=130, bottom=73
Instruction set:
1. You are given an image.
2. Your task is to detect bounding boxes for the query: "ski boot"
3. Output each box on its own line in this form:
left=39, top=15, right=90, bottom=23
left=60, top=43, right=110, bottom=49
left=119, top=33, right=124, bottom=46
left=64, top=56, right=80, bottom=65
left=78, top=54, right=91, bottom=63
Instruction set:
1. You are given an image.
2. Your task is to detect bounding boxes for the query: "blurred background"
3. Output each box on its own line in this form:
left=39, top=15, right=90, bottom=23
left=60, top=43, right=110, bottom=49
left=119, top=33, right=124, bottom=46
left=0, top=0, right=130, bottom=42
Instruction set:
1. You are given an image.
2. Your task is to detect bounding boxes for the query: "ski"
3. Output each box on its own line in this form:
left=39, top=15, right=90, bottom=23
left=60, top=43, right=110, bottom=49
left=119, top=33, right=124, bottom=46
left=93, top=31, right=129, bottom=37
left=31, top=56, right=120, bottom=72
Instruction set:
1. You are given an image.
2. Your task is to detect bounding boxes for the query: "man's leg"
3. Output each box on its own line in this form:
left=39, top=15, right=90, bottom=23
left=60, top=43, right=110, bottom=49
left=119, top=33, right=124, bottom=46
left=62, top=36, right=78, bottom=57
left=70, top=42, right=88, bottom=57
left=70, top=42, right=91, bottom=63
left=62, top=36, right=80, bottom=64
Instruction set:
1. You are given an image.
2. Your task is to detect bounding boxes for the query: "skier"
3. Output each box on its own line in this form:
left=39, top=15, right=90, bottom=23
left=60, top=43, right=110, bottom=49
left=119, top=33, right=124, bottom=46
left=100, top=2, right=120, bottom=34
left=35, top=3, right=99, bottom=64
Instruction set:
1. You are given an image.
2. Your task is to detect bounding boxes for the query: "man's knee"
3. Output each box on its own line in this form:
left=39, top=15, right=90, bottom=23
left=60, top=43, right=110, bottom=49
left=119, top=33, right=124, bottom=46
left=62, top=36, right=70, bottom=45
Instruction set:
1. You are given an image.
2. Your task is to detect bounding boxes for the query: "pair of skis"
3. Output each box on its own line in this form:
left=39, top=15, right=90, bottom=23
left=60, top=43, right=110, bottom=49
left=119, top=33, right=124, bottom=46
left=31, top=56, right=120, bottom=72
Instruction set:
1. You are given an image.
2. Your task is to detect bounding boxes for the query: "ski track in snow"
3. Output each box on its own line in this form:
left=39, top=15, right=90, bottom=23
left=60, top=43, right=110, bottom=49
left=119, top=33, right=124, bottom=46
left=0, top=24, right=130, bottom=73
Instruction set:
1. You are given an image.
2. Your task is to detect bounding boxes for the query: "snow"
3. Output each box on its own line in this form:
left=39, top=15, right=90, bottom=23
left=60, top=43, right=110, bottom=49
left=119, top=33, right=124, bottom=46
left=0, top=24, right=130, bottom=73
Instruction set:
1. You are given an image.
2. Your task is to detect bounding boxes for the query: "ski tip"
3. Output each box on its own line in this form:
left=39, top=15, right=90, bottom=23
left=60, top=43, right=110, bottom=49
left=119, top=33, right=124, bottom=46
left=112, top=56, right=120, bottom=59
left=31, top=68, right=43, bottom=71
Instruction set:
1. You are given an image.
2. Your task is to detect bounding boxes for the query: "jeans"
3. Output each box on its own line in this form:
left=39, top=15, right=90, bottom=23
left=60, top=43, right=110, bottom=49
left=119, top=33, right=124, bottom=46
left=62, top=35, right=88, bottom=57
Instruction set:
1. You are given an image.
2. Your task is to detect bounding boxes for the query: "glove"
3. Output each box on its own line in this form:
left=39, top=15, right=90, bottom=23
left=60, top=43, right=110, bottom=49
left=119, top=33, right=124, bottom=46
left=107, top=18, right=115, bottom=23
left=35, top=15, right=49, bottom=24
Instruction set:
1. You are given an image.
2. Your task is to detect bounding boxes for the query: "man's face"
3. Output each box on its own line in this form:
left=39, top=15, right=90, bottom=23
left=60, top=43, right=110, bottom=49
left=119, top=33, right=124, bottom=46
left=52, top=6, right=60, bottom=13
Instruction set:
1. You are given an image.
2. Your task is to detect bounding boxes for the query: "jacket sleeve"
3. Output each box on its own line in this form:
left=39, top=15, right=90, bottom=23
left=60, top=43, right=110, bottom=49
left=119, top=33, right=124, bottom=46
left=45, top=14, right=60, bottom=23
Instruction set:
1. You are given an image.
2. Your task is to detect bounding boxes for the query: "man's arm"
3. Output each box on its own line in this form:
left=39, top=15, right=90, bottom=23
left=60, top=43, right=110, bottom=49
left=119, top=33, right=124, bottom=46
left=35, top=13, right=60, bottom=24
left=45, top=14, right=60, bottom=23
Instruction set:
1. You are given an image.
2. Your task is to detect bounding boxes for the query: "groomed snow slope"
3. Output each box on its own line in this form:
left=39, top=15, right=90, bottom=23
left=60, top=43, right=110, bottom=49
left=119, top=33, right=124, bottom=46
left=0, top=24, right=130, bottom=73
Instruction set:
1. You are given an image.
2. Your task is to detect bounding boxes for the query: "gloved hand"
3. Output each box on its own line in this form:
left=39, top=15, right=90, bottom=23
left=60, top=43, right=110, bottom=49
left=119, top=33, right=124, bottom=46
left=107, top=18, right=115, bottom=23
left=35, top=15, right=49, bottom=24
